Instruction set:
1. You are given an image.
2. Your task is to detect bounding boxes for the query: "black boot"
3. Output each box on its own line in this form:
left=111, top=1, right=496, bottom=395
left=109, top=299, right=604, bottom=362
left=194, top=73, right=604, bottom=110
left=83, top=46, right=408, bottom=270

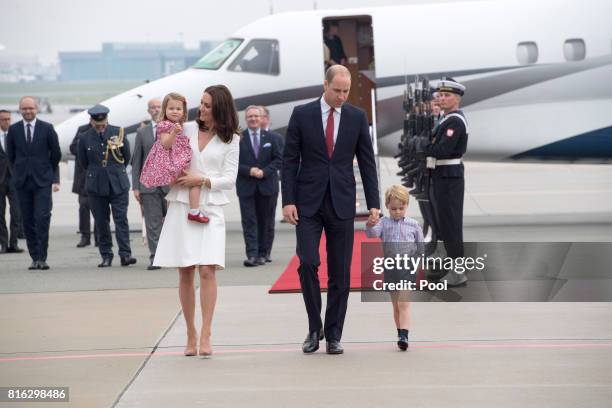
left=397, top=329, right=409, bottom=351
left=77, top=235, right=91, bottom=248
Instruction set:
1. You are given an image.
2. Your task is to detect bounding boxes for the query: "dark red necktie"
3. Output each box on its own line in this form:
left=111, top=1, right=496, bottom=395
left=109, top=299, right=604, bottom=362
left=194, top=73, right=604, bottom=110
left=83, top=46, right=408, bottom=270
left=325, top=108, right=334, bottom=158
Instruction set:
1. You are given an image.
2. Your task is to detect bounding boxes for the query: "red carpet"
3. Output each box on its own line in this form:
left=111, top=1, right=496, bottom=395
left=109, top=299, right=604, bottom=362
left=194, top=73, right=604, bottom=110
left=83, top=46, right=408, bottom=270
left=269, top=230, right=384, bottom=293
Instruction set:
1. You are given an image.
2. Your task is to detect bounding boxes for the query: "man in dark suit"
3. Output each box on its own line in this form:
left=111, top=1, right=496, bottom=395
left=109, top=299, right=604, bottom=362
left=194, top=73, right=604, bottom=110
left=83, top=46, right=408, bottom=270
left=237, top=105, right=282, bottom=267
left=78, top=105, right=136, bottom=268
left=323, top=22, right=347, bottom=66
left=6, top=97, right=61, bottom=270
left=259, top=105, right=284, bottom=262
left=282, top=65, right=380, bottom=355
left=70, top=123, right=95, bottom=248
left=132, top=98, right=169, bottom=270
left=0, top=109, right=24, bottom=254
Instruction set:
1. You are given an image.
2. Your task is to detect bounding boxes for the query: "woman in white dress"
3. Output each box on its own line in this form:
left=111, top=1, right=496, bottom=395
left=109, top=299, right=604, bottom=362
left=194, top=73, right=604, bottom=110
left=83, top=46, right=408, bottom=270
left=154, top=85, right=240, bottom=356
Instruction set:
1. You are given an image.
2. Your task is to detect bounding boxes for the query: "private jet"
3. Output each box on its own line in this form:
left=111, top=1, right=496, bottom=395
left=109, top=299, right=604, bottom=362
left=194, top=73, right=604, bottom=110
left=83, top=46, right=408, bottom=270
left=55, top=0, right=612, bottom=162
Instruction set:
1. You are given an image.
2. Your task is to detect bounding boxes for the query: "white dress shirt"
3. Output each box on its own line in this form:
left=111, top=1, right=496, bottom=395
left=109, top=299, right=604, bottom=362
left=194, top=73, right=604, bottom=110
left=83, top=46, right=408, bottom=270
left=0, top=130, right=7, bottom=151
left=23, top=118, right=37, bottom=142
left=320, top=96, right=341, bottom=148
left=23, top=118, right=36, bottom=140
left=151, top=122, right=157, bottom=141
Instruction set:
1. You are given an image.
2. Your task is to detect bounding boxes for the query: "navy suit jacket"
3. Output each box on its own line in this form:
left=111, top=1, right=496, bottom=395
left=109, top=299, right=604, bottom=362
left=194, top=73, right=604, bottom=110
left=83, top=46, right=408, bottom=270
left=281, top=99, right=380, bottom=219
left=0, top=133, right=11, bottom=185
left=6, top=119, right=61, bottom=189
left=69, top=123, right=92, bottom=194
left=236, top=128, right=282, bottom=197
left=78, top=125, right=131, bottom=196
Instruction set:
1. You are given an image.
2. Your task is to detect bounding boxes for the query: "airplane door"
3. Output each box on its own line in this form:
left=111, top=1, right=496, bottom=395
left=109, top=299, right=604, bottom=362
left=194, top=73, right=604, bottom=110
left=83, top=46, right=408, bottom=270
left=322, top=16, right=379, bottom=217
left=322, top=16, right=376, bottom=124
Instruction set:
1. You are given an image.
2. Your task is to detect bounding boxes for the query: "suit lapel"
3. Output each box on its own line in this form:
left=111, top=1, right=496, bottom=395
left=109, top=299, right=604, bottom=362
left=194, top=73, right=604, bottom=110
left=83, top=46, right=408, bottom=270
left=18, top=121, right=27, bottom=145
left=258, top=132, right=270, bottom=164
left=147, top=124, right=156, bottom=148
left=243, top=130, right=256, bottom=162
left=332, top=105, right=350, bottom=160
left=311, top=102, right=328, bottom=157
left=32, top=121, right=42, bottom=146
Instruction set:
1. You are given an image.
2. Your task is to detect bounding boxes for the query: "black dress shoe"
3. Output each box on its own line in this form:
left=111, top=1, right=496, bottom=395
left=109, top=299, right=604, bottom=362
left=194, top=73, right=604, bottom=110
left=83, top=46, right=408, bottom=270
left=256, top=257, right=266, bottom=265
left=147, top=260, right=161, bottom=270
left=7, top=246, right=24, bottom=253
left=243, top=257, right=259, bottom=267
left=38, top=261, right=50, bottom=270
left=303, top=330, right=323, bottom=354
left=120, top=256, right=137, bottom=266
left=76, top=236, right=91, bottom=248
left=265, top=256, right=272, bottom=263
left=98, top=258, right=112, bottom=267
left=28, top=261, right=39, bottom=270
left=326, top=340, right=344, bottom=355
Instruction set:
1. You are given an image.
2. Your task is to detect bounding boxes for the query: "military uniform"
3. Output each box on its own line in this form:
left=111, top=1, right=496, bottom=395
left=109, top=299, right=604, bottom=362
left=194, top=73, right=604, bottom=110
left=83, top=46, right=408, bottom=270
left=77, top=105, right=136, bottom=267
left=69, top=123, right=97, bottom=247
left=424, top=79, right=468, bottom=261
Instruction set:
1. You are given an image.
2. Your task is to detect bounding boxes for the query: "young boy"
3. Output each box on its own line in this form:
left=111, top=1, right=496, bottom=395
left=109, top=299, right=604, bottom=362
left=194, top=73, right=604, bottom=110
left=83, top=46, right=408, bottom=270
left=366, top=185, right=424, bottom=350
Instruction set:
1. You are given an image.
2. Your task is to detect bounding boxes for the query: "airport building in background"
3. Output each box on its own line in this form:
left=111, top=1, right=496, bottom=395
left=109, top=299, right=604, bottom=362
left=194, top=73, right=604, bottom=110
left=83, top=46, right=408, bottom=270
left=59, top=41, right=218, bottom=81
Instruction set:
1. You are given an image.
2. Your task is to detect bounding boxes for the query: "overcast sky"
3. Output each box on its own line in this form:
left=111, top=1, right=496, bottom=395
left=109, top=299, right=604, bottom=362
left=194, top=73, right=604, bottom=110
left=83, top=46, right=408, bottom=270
left=1, top=0, right=474, bottom=64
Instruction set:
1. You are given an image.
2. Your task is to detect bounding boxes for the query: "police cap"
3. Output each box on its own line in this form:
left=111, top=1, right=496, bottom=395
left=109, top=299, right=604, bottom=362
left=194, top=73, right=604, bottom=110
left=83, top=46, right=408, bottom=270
left=87, top=104, right=109, bottom=122
left=436, top=77, right=466, bottom=96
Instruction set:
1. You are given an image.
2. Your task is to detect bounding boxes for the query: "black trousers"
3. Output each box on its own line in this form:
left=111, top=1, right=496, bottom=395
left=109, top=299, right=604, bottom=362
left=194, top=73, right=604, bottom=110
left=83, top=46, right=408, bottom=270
left=264, top=190, right=279, bottom=257
left=239, top=192, right=275, bottom=258
left=78, top=193, right=99, bottom=244
left=296, top=188, right=354, bottom=342
left=432, top=175, right=465, bottom=258
left=17, top=177, right=52, bottom=262
left=89, top=192, right=131, bottom=259
left=0, top=180, right=22, bottom=249
left=78, top=193, right=91, bottom=235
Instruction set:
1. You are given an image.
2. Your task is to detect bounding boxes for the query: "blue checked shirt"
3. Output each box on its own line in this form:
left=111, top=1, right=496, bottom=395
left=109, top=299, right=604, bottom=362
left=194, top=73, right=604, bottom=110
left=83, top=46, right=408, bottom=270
left=366, top=216, right=425, bottom=257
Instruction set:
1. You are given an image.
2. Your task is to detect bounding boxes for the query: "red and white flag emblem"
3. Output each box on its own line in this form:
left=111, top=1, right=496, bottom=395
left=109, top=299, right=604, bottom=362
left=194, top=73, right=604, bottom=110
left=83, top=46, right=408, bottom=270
left=446, top=129, right=455, bottom=137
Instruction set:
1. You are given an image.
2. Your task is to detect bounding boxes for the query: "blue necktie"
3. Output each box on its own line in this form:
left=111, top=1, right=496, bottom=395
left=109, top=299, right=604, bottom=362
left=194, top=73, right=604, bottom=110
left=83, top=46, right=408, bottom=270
left=252, top=131, right=259, bottom=159
left=26, top=124, right=32, bottom=144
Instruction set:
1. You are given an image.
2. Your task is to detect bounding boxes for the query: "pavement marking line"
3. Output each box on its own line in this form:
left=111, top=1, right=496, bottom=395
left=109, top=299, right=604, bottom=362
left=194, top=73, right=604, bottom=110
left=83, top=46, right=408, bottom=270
left=110, top=309, right=183, bottom=408
left=2, top=342, right=612, bottom=363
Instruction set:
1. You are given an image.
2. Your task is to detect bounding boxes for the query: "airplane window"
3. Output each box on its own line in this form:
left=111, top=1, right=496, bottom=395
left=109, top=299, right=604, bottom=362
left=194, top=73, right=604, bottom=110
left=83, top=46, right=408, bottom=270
left=516, top=41, right=538, bottom=64
left=193, top=38, right=243, bottom=70
left=564, top=39, right=586, bottom=61
left=228, top=39, right=280, bottom=75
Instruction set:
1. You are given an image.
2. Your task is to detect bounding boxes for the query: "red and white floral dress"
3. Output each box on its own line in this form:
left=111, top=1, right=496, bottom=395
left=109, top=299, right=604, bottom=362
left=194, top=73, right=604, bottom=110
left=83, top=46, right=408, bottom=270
left=140, top=120, right=192, bottom=188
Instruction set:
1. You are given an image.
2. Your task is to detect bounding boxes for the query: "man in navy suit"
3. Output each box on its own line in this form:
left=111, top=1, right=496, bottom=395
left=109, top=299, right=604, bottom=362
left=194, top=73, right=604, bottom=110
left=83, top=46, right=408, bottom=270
left=259, top=105, right=284, bottom=262
left=6, top=97, right=61, bottom=270
left=0, top=109, right=24, bottom=254
left=237, top=105, right=282, bottom=267
left=282, top=65, right=380, bottom=355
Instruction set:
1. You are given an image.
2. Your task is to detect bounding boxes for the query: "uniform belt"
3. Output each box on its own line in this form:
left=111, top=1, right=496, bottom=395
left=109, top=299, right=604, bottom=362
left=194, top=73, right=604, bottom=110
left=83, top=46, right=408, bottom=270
left=436, top=158, right=462, bottom=165
left=426, top=157, right=462, bottom=169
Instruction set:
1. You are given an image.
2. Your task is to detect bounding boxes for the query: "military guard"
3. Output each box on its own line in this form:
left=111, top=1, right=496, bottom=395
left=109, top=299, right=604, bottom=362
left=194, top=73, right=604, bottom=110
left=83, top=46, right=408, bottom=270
left=422, top=77, right=468, bottom=286
left=78, top=105, right=136, bottom=267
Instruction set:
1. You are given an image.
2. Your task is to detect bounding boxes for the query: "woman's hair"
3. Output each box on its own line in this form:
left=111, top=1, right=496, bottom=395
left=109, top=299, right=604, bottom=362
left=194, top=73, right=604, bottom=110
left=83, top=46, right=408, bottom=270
left=159, top=92, right=188, bottom=123
left=195, top=85, right=239, bottom=144
left=385, top=184, right=410, bottom=206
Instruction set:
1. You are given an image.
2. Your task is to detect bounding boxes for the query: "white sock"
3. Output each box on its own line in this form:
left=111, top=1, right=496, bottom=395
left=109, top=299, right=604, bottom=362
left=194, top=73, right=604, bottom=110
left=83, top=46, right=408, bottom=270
left=189, top=209, right=200, bottom=215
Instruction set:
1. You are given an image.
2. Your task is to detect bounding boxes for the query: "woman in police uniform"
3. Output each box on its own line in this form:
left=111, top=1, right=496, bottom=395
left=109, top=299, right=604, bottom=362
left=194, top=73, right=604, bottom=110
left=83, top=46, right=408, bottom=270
left=78, top=104, right=136, bottom=267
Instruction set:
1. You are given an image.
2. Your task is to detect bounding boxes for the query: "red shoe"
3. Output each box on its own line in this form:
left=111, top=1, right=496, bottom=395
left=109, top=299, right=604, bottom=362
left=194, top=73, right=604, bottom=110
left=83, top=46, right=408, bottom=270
left=188, top=212, right=210, bottom=223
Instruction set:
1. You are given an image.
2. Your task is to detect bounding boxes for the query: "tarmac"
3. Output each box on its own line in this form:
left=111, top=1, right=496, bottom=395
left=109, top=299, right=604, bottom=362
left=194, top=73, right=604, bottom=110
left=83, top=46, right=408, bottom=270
left=1, top=158, right=611, bottom=407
